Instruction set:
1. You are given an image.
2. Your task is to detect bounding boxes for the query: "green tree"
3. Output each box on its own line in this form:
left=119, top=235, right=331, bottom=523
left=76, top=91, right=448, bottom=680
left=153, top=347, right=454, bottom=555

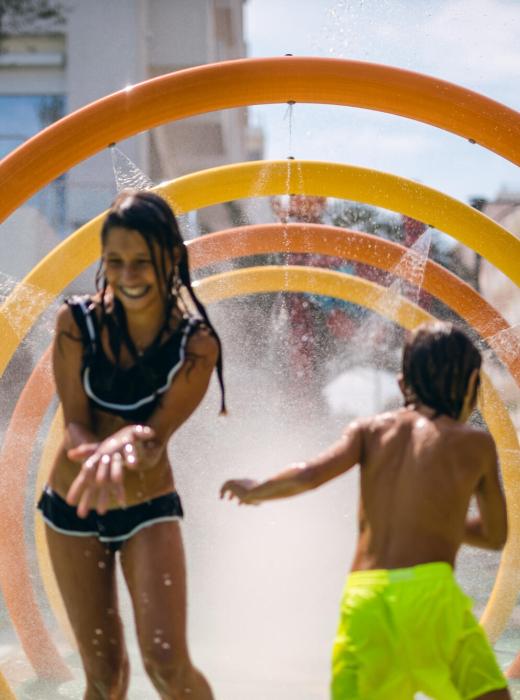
left=332, top=201, right=402, bottom=240
left=332, top=200, right=477, bottom=288
left=0, top=0, right=64, bottom=42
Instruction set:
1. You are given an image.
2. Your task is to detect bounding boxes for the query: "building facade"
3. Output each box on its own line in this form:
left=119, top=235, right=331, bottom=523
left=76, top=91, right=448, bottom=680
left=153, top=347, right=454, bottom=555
left=0, top=0, right=261, bottom=279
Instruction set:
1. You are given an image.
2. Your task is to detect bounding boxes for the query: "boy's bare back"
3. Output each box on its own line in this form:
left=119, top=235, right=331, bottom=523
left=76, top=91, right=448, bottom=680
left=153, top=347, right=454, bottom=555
left=353, top=406, right=506, bottom=571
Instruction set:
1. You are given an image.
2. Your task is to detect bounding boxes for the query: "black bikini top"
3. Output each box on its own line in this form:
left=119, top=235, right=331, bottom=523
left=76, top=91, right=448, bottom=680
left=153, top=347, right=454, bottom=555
left=66, top=295, right=201, bottom=423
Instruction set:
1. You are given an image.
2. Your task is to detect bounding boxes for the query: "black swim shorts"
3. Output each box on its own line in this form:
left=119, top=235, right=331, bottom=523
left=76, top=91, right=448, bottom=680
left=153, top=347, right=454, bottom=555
left=37, top=487, right=184, bottom=551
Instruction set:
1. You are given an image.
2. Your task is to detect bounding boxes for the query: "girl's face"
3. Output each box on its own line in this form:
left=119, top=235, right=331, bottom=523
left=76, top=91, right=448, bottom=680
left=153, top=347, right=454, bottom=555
left=103, top=226, right=171, bottom=313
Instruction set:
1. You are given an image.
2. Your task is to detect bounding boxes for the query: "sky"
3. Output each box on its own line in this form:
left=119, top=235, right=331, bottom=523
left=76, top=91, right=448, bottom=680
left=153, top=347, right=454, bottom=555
left=243, top=0, right=520, bottom=204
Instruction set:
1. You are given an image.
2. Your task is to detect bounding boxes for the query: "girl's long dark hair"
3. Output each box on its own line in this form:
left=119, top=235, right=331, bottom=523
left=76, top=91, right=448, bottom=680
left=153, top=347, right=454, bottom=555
left=402, top=322, right=481, bottom=419
left=96, top=189, right=226, bottom=414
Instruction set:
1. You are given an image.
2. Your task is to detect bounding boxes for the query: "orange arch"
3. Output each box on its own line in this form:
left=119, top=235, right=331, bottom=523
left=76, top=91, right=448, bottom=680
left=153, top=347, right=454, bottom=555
left=188, top=224, right=519, bottom=378
left=1, top=57, right=520, bottom=222
left=1, top=224, right=518, bottom=678
left=0, top=346, right=70, bottom=681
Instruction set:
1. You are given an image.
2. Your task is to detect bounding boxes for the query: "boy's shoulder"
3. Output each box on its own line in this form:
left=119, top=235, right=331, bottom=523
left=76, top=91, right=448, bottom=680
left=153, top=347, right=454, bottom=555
left=358, top=409, right=496, bottom=451
left=434, top=418, right=495, bottom=444
left=450, top=423, right=497, bottom=451
left=357, top=408, right=410, bottom=432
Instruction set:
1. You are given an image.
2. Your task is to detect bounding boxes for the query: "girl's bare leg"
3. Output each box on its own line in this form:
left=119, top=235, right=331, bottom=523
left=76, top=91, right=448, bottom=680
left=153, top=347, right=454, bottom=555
left=45, top=526, right=129, bottom=700
left=120, top=521, right=214, bottom=700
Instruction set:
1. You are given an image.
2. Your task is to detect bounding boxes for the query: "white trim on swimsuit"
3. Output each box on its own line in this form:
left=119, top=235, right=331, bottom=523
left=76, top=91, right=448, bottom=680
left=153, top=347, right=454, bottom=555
left=40, top=513, right=182, bottom=543
left=80, top=307, right=197, bottom=413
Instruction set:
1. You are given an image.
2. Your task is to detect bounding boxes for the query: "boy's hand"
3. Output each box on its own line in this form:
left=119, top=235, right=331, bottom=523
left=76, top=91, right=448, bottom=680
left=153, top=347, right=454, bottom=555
left=220, top=479, right=260, bottom=505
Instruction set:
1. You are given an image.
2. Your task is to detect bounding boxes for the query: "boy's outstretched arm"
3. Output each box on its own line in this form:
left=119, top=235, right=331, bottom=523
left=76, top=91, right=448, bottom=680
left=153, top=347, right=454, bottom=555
left=463, top=433, right=508, bottom=550
left=220, top=420, right=363, bottom=505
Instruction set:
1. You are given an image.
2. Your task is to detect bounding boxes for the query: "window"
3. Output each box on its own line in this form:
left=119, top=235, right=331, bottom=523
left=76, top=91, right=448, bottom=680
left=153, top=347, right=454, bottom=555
left=0, top=94, right=66, bottom=232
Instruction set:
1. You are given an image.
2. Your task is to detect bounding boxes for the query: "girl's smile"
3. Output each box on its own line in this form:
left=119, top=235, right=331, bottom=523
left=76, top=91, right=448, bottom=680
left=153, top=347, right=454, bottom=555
left=103, top=226, right=170, bottom=312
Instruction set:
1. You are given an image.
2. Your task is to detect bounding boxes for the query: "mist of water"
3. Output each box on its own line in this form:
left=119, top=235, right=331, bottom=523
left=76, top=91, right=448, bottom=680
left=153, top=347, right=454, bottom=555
left=373, top=229, right=432, bottom=315
left=110, top=145, right=156, bottom=193
left=484, top=325, right=520, bottom=367
left=326, top=229, right=432, bottom=390
left=313, top=0, right=348, bottom=58
left=0, top=273, right=59, bottom=443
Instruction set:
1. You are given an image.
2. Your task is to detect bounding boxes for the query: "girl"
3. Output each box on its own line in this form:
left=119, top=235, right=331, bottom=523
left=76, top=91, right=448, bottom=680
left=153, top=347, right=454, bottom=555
left=38, top=189, right=224, bottom=699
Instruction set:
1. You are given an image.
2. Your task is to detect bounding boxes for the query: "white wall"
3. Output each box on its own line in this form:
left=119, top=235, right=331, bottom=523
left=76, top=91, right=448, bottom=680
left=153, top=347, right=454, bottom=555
left=149, top=0, right=211, bottom=68
left=65, top=0, right=150, bottom=224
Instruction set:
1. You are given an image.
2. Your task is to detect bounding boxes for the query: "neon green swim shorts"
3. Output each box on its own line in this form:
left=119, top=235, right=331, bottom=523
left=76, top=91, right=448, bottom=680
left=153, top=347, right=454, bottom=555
left=331, top=562, right=508, bottom=699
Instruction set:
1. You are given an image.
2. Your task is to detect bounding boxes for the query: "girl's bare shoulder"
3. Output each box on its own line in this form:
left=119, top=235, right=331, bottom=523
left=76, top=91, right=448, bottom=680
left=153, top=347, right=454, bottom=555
left=186, top=321, right=219, bottom=363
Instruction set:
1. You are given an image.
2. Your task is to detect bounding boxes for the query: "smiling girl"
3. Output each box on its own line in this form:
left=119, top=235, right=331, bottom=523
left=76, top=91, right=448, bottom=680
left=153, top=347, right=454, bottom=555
left=38, top=190, right=224, bottom=699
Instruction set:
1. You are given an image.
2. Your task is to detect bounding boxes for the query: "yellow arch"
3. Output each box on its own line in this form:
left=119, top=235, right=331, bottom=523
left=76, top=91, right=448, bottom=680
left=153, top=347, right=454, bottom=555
left=1, top=57, right=520, bottom=222
left=0, top=674, right=16, bottom=700
left=34, top=266, right=520, bottom=647
left=0, top=160, right=518, bottom=378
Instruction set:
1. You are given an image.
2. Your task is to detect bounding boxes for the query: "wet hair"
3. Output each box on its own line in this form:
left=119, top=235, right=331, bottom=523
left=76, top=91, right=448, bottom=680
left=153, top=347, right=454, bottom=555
left=401, top=321, right=481, bottom=419
left=96, top=189, right=226, bottom=413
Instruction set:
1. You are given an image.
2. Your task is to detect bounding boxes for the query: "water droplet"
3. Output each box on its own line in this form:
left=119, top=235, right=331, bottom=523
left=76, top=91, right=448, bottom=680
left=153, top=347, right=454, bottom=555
left=154, top=637, right=161, bottom=644
left=98, top=561, right=106, bottom=569
left=92, top=639, right=99, bottom=646
left=95, top=628, right=103, bottom=635
left=95, top=651, right=103, bottom=657
left=161, top=642, right=171, bottom=650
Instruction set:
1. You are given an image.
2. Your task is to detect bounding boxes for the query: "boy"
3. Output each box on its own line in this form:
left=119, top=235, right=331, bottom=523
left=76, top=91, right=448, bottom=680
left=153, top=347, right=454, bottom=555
left=221, top=322, right=510, bottom=699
